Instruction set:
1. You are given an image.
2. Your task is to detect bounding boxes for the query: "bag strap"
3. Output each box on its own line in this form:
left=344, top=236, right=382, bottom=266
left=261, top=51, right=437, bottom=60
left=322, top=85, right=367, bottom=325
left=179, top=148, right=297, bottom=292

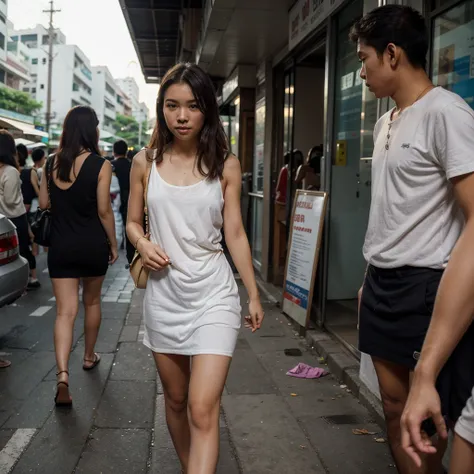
left=143, top=151, right=154, bottom=235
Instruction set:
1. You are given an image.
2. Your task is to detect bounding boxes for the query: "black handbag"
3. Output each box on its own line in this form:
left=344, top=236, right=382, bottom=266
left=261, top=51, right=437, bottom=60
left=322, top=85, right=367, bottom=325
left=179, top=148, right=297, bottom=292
left=31, top=156, right=53, bottom=246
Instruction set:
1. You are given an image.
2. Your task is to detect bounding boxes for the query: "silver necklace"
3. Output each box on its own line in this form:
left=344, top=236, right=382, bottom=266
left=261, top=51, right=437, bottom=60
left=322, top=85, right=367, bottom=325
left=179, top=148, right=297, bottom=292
left=385, top=85, right=434, bottom=151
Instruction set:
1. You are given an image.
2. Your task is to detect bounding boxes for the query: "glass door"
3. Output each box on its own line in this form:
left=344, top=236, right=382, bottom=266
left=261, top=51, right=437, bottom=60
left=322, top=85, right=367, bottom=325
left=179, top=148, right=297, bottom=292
left=325, top=0, right=365, bottom=351
left=250, top=96, right=265, bottom=268
left=273, top=66, right=295, bottom=284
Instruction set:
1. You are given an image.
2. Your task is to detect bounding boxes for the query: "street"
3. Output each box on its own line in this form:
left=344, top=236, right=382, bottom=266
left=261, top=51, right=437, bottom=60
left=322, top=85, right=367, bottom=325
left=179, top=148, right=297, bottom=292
left=0, top=251, right=395, bottom=473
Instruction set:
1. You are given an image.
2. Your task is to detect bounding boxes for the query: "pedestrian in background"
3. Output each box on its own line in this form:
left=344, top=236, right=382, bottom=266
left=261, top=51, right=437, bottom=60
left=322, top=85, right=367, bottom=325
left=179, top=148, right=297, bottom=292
left=18, top=144, right=40, bottom=218
left=0, top=133, right=39, bottom=290
left=30, top=148, right=47, bottom=256
left=127, top=63, right=264, bottom=474
left=111, top=139, right=134, bottom=264
left=31, top=148, right=46, bottom=190
left=351, top=5, right=474, bottom=473
left=39, top=105, right=118, bottom=407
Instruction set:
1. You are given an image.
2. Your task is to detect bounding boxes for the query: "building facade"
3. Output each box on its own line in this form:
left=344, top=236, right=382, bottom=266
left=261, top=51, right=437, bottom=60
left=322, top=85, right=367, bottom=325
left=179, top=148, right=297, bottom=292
left=116, top=86, right=132, bottom=117
left=91, top=66, right=120, bottom=134
left=0, top=3, right=32, bottom=92
left=12, top=26, right=94, bottom=131
left=12, top=24, right=66, bottom=49
left=116, top=77, right=149, bottom=124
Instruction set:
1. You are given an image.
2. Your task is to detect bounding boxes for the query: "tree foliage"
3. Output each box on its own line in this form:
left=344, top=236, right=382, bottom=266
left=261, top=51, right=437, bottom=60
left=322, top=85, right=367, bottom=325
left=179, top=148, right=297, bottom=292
left=113, top=114, right=148, bottom=150
left=0, top=87, right=42, bottom=115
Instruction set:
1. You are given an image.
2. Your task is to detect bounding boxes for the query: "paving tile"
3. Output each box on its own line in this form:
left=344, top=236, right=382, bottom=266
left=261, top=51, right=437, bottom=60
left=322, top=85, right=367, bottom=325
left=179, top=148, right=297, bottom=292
left=75, top=428, right=151, bottom=474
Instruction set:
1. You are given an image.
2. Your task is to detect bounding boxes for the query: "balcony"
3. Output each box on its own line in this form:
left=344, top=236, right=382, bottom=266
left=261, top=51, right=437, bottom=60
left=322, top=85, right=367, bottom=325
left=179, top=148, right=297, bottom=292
left=104, top=100, right=116, bottom=121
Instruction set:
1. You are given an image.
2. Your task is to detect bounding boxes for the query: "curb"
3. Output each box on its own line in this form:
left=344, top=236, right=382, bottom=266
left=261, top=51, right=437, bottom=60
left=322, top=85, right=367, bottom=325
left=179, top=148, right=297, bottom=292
left=305, top=329, right=385, bottom=427
left=256, top=277, right=386, bottom=428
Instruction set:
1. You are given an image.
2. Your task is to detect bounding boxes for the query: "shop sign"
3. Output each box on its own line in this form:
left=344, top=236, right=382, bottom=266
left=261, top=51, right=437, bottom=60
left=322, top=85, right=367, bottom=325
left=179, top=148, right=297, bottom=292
left=335, top=139, right=347, bottom=166
left=282, top=191, right=328, bottom=328
left=289, top=0, right=345, bottom=51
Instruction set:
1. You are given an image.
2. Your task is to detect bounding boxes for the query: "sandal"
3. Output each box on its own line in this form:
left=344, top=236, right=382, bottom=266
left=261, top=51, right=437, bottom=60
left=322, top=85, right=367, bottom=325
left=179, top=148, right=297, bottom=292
left=55, top=370, right=72, bottom=407
left=83, top=353, right=101, bottom=371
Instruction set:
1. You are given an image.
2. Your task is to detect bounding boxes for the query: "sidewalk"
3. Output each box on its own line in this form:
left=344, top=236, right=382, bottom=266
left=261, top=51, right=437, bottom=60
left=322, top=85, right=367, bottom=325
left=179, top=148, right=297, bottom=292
left=127, top=283, right=394, bottom=473
left=0, top=263, right=395, bottom=473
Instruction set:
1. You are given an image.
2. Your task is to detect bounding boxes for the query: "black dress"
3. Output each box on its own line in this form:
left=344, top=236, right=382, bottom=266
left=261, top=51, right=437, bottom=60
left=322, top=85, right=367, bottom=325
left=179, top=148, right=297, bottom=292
left=48, top=153, right=109, bottom=278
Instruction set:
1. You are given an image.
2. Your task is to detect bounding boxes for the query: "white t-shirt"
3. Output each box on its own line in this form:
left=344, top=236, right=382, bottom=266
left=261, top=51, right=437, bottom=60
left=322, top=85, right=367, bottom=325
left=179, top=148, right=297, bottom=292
left=363, top=87, right=474, bottom=269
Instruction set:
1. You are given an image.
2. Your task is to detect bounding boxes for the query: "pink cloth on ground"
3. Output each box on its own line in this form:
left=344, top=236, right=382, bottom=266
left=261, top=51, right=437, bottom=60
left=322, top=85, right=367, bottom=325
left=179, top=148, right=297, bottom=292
left=286, top=362, right=328, bottom=379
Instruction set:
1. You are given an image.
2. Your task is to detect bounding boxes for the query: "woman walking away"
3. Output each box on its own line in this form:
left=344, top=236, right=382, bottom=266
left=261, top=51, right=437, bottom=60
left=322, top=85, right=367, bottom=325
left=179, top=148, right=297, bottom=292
left=39, top=106, right=118, bottom=407
left=18, top=144, right=42, bottom=268
left=0, top=132, right=39, bottom=290
left=127, top=63, right=264, bottom=474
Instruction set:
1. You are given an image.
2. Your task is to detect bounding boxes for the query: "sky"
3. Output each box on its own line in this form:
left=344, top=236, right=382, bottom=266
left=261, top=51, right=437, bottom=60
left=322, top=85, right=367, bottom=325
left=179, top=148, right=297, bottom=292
left=8, top=0, right=158, bottom=118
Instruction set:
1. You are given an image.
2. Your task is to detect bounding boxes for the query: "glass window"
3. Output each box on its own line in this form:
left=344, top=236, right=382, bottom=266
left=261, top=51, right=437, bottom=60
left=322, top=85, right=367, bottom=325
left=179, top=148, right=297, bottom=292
left=251, top=97, right=266, bottom=267
left=251, top=198, right=264, bottom=265
left=283, top=72, right=295, bottom=156
left=253, top=98, right=265, bottom=193
left=32, top=58, right=38, bottom=65
left=0, top=33, right=5, bottom=50
left=432, top=0, right=474, bottom=109
left=229, top=97, right=240, bottom=156
left=326, top=0, right=367, bottom=305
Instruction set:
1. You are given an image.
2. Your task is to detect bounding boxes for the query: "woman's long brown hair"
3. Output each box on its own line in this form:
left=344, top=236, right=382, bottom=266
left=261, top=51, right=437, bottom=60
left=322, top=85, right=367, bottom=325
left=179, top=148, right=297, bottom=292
left=148, top=63, right=229, bottom=180
left=56, top=106, right=101, bottom=182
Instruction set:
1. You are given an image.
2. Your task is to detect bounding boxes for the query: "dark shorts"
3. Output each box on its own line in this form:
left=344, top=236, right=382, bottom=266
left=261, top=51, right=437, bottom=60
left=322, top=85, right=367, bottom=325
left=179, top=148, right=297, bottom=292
left=359, top=264, right=474, bottom=424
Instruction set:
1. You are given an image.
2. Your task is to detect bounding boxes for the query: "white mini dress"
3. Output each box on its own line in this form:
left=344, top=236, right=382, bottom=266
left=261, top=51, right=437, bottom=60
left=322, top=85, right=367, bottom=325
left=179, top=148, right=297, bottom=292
left=142, top=162, right=241, bottom=357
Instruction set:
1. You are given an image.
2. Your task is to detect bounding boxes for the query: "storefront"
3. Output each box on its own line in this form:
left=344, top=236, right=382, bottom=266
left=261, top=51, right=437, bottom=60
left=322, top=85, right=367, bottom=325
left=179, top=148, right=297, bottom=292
left=260, top=0, right=367, bottom=346
left=249, top=77, right=266, bottom=271
left=218, top=65, right=257, bottom=172
left=213, top=0, right=474, bottom=362
left=429, top=0, right=474, bottom=108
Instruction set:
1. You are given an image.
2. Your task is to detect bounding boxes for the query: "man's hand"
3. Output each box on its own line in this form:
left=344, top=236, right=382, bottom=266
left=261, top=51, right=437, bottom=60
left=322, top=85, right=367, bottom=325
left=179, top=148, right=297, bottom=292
left=400, top=373, right=448, bottom=468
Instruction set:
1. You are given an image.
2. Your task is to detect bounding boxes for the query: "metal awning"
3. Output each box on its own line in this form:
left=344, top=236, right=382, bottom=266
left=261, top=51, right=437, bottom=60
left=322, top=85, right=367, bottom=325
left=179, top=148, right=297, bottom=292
left=14, top=138, right=34, bottom=146
left=0, top=117, right=48, bottom=139
left=119, top=0, right=203, bottom=83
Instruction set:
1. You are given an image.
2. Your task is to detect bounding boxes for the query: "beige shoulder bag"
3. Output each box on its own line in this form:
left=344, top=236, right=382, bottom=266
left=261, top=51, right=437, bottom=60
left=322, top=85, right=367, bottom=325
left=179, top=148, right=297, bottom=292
left=130, top=155, right=153, bottom=289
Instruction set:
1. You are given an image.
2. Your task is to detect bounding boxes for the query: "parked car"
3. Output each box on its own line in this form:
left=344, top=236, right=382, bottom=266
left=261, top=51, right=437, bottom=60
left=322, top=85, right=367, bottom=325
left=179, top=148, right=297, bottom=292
left=0, top=214, right=29, bottom=307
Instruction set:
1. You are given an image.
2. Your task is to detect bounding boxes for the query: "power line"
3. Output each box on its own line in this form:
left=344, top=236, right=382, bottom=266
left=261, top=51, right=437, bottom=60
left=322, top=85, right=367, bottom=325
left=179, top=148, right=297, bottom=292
left=43, top=1, right=61, bottom=139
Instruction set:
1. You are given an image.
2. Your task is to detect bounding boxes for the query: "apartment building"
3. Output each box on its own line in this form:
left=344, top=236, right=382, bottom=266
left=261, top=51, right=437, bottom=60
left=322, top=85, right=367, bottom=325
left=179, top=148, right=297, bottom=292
left=115, top=76, right=148, bottom=123
left=12, top=26, right=93, bottom=130
left=91, top=65, right=119, bottom=134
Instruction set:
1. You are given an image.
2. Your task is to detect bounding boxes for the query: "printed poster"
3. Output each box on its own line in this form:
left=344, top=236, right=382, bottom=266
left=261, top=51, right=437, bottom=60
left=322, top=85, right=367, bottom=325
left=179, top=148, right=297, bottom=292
left=282, top=191, right=327, bottom=327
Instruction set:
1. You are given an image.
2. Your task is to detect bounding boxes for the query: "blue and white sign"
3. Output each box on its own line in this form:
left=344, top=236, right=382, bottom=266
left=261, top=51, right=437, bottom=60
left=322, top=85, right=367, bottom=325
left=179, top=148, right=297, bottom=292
left=283, top=191, right=327, bottom=327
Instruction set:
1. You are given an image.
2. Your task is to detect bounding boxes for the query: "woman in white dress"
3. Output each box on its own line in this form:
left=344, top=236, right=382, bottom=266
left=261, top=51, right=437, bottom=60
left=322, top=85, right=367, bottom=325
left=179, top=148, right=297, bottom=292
left=127, top=63, right=264, bottom=474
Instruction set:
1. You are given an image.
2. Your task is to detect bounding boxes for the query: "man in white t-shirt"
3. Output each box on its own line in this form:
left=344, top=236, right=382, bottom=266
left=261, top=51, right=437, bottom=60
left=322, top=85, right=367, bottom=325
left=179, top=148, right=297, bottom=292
left=351, top=5, right=474, bottom=473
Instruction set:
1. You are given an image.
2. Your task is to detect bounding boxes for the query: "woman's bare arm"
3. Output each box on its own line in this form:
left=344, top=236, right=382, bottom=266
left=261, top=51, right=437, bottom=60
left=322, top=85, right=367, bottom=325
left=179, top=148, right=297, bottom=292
left=222, top=155, right=264, bottom=331
left=126, top=150, right=170, bottom=271
left=97, top=160, right=118, bottom=263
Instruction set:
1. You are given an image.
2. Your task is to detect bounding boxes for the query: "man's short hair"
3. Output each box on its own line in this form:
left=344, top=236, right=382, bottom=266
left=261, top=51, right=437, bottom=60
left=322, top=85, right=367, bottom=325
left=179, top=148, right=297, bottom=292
left=113, top=140, right=128, bottom=156
left=32, top=148, right=46, bottom=163
left=349, top=5, right=428, bottom=70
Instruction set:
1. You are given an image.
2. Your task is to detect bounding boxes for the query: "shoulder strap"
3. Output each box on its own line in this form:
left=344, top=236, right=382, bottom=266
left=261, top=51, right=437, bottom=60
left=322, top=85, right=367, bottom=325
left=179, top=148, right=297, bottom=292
left=143, top=154, right=153, bottom=235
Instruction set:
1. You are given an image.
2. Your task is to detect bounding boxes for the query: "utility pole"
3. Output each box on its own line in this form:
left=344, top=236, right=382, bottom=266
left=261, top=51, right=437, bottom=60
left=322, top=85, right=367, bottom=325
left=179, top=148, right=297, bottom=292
left=43, top=1, right=61, bottom=138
